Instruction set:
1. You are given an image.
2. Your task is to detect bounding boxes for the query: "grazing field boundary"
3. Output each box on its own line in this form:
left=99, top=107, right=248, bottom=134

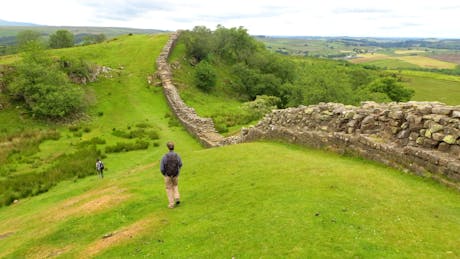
left=156, top=32, right=460, bottom=189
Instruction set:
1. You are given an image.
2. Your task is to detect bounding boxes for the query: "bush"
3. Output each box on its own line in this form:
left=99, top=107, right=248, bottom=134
left=7, top=44, right=84, bottom=119
left=105, top=140, right=150, bottom=153
left=135, top=122, right=152, bottom=128
left=194, top=61, right=217, bottom=92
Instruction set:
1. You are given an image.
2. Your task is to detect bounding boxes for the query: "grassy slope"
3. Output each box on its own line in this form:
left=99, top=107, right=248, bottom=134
left=0, top=142, right=459, bottom=258
left=0, top=34, right=459, bottom=258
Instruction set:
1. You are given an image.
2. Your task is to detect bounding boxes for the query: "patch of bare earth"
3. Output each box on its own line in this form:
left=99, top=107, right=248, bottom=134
left=81, top=216, right=161, bottom=257
left=40, top=185, right=130, bottom=223
left=25, top=245, right=73, bottom=259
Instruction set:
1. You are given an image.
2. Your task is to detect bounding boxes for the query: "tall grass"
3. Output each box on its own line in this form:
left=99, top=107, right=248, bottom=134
left=0, top=145, right=102, bottom=206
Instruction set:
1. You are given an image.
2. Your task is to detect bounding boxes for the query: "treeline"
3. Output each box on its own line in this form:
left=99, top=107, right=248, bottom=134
left=181, top=26, right=414, bottom=108
left=0, top=29, right=106, bottom=55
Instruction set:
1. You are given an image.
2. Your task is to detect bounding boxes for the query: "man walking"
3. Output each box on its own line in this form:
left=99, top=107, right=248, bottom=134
left=160, top=141, right=183, bottom=208
left=96, top=158, right=104, bottom=179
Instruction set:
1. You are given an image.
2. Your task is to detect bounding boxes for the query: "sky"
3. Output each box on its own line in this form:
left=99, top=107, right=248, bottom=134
left=1, top=0, right=459, bottom=38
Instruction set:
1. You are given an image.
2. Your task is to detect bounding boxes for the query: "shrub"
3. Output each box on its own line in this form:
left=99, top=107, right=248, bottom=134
left=135, top=122, right=152, bottom=128
left=194, top=61, right=217, bottom=92
left=7, top=44, right=84, bottom=119
left=105, top=140, right=149, bottom=153
left=68, top=125, right=81, bottom=132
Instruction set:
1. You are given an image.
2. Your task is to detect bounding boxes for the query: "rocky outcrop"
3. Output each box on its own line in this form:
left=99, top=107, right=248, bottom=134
left=156, top=31, right=460, bottom=189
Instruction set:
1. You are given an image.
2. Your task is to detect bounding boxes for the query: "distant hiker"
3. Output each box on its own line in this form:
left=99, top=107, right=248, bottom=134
left=160, top=141, right=183, bottom=208
left=96, top=159, right=104, bottom=179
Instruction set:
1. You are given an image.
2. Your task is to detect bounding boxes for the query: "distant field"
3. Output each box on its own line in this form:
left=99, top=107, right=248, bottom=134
left=351, top=53, right=389, bottom=63
left=394, top=49, right=428, bottom=55
left=351, top=53, right=458, bottom=70
left=431, top=53, right=460, bottom=64
left=402, top=73, right=460, bottom=105
left=361, top=59, right=420, bottom=69
left=397, top=56, right=457, bottom=69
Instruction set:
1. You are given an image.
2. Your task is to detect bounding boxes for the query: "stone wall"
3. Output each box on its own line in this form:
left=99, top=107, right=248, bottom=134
left=234, top=102, right=460, bottom=189
left=155, top=31, right=224, bottom=147
left=156, top=32, right=460, bottom=189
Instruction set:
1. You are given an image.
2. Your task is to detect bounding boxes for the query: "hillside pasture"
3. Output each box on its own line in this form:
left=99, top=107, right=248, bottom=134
left=359, top=59, right=420, bottom=69
left=0, top=32, right=459, bottom=258
left=401, top=73, right=460, bottom=105
left=0, top=142, right=459, bottom=258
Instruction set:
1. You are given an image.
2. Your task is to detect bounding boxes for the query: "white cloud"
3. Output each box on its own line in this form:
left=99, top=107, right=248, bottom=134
left=0, top=0, right=459, bottom=38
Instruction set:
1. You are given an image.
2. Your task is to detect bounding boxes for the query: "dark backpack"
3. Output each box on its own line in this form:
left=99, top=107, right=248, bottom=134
left=164, top=153, right=179, bottom=177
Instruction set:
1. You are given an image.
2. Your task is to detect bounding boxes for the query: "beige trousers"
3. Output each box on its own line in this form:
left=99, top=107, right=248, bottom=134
left=164, top=176, right=180, bottom=207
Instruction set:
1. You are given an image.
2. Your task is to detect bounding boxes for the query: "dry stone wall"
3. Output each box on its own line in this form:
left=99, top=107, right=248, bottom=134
left=156, top=31, right=224, bottom=147
left=234, top=102, right=460, bottom=189
left=156, top=32, right=460, bottom=189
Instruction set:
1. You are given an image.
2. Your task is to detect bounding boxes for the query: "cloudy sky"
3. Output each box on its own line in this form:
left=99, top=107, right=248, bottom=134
left=1, top=0, right=459, bottom=38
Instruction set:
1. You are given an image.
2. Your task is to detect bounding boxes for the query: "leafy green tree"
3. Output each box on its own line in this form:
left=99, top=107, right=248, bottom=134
left=8, top=42, right=84, bottom=118
left=183, top=26, right=213, bottom=62
left=194, top=61, right=217, bottom=92
left=213, top=25, right=260, bottom=63
left=49, top=30, right=74, bottom=49
left=16, top=30, right=42, bottom=49
left=367, top=77, right=414, bottom=102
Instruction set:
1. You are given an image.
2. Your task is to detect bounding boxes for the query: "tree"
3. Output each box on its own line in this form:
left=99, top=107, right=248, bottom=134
left=49, top=30, right=74, bottom=49
left=367, top=77, right=414, bottom=102
left=16, top=30, right=42, bottom=49
left=8, top=42, right=84, bottom=119
left=183, top=26, right=213, bottom=62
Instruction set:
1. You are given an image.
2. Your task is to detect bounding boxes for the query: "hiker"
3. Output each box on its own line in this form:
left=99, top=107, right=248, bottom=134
left=160, top=141, right=183, bottom=208
left=96, top=158, right=104, bottom=179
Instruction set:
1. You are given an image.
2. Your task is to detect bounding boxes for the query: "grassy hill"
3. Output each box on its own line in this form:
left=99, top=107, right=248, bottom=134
left=0, top=26, right=166, bottom=44
left=0, top=33, right=459, bottom=257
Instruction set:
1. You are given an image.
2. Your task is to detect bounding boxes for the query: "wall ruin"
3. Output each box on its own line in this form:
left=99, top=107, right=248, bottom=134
left=156, top=31, right=460, bottom=189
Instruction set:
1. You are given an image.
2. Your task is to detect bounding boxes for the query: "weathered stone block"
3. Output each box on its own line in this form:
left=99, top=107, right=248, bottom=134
left=438, top=142, right=450, bottom=152
left=443, top=135, right=457, bottom=144
left=432, top=106, right=452, bottom=115
left=409, top=132, right=419, bottom=141
left=453, top=110, right=460, bottom=118
left=389, top=110, right=404, bottom=120
left=397, top=129, right=411, bottom=139
left=432, top=132, right=445, bottom=141
left=423, top=138, right=438, bottom=148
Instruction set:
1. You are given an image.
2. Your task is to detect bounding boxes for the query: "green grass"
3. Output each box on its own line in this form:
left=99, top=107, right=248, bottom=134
left=401, top=73, right=460, bottom=105
left=0, top=142, right=458, bottom=258
left=0, top=33, right=459, bottom=258
left=360, top=59, right=421, bottom=69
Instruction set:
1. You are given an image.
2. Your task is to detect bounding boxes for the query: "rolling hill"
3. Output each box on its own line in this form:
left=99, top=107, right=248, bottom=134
left=0, top=33, right=459, bottom=258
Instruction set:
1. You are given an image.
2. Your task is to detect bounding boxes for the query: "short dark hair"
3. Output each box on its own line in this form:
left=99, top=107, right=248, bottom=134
left=167, top=141, right=174, bottom=150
